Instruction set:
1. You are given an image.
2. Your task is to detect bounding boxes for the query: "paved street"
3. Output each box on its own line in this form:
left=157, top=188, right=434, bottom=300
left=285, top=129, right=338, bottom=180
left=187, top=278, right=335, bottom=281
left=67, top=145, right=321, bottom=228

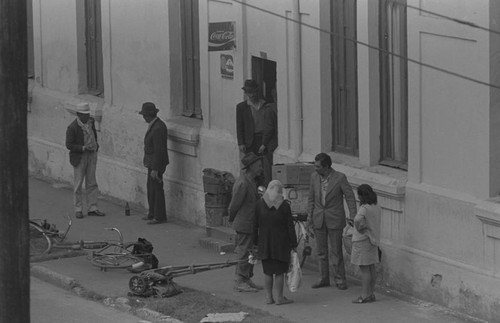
left=31, top=276, right=142, bottom=323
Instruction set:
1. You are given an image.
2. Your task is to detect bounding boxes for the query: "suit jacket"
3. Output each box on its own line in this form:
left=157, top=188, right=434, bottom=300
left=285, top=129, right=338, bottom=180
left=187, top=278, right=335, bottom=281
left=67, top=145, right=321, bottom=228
left=228, top=171, right=258, bottom=234
left=307, top=170, right=357, bottom=230
left=65, top=118, right=99, bottom=167
left=236, top=101, right=278, bottom=152
left=143, top=118, right=169, bottom=174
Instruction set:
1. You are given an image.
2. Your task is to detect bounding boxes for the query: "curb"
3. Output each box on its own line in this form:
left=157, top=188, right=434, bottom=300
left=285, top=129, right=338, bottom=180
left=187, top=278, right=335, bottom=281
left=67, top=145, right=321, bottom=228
left=31, top=264, right=184, bottom=323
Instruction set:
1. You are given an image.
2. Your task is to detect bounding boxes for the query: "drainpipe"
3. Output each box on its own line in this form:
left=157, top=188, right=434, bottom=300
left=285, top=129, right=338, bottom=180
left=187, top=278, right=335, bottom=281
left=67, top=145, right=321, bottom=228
left=293, top=0, right=303, bottom=160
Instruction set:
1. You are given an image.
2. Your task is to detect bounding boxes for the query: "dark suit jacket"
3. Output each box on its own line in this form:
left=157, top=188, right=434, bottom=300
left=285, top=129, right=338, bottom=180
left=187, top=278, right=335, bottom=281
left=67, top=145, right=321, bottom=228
left=144, top=118, right=169, bottom=174
left=308, top=170, right=357, bottom=230
left=236, top=101, right=277, bottom=153
left=65, top=118, right=99, bottom=167
left=228, top=171, right=258, bottom=234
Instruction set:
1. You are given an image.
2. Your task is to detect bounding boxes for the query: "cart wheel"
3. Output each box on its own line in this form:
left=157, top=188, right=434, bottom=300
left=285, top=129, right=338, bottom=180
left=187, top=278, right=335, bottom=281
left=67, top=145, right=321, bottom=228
left=129, top=276, right=148, bottom=295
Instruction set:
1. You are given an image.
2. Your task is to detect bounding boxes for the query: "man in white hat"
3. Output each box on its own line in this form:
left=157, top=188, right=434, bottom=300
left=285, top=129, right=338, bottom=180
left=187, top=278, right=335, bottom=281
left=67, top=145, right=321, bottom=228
left=65, top=103, right=105, bottom=218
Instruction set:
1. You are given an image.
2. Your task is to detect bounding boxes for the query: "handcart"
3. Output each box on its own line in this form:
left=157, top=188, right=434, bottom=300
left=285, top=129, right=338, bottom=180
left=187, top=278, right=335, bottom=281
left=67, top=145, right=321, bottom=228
left=128, top=259, right=245, bottom=298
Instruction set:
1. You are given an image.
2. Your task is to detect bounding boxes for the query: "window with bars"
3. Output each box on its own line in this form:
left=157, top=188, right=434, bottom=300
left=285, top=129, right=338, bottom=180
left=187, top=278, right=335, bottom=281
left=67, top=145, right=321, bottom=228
left=331, top=0, right=358, bottom=156
left=379, top=0, right=408, bottom=169
left=85, top=0, right=104, bottom=97
left=180, top=0, right=201, bottom=118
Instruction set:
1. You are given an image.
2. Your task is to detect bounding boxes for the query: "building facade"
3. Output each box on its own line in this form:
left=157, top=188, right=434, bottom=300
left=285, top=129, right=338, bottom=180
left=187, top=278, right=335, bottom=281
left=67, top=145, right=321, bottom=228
left=27, top=0, right=500, bottom=320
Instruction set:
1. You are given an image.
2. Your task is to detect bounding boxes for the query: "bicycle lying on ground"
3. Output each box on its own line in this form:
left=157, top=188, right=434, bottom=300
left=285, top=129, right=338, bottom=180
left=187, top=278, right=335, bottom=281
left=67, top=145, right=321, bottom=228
left=29, top=215, right=73, bottom=256
left=292, top=213, right=315, bottom=268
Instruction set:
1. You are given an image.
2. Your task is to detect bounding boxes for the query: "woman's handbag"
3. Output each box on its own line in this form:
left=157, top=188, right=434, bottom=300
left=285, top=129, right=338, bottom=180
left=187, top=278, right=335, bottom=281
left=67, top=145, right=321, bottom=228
left=286, top=250, right=302, bottom=292
left=342, top=224, right=354, bottom=256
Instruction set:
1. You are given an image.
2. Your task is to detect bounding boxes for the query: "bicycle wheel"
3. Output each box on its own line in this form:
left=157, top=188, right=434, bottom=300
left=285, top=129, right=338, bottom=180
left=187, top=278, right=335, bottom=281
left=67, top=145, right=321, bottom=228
left=90, top=254, right=143, bottom=269
left=294, top=221, right=312, bottom=267
left=30, top=222, right=52, bottom=256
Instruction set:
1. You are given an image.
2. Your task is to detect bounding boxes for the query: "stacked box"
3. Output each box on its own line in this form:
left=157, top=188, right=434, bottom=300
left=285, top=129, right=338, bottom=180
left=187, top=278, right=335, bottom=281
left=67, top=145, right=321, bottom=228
left=272, top=163, right=315, bottom=186
left=284, top=186, right=309, bottom=215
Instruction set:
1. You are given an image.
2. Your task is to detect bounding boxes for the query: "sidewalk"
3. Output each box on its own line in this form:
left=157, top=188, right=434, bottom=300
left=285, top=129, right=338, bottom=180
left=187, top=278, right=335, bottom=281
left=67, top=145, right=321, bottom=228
left=29, top=177, right=483, bottom=323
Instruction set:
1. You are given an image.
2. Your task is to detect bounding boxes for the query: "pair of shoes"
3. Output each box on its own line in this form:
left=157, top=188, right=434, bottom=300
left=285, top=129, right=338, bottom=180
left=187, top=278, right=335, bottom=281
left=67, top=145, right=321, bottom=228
left=336, top=283, right=348, bottom=290
left=88, top=210, right=106, bottom=216
left=147, top=219, right=166, bottom=225
left=276, top=297, right=294, bottom=305
left=75, top=211, right=84, bottom=219
left=141, top=216, right=153, bottom=221
left=265, top=297, right=275, bottom=304
left=311, top=281, right=330, bottom=289
left=246, top=279, right=264, bottom=290
left=234, top=282, right=259, bottom=293
left=352, top=296, right=371, bottom=304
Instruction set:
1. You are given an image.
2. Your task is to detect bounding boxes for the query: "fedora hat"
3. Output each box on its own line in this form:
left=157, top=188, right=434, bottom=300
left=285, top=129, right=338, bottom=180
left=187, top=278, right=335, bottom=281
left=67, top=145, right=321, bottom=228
left=139, top=102, right=159, bottom=115
left=241, top=152, right=263, bottom=170
left=75, top=103, right=91, bottom=114
left=241, top=79, right=259, bottom=93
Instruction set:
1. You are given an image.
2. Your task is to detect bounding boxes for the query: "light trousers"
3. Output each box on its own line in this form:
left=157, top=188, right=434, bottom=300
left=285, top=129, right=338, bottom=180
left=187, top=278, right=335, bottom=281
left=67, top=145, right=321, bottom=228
left=73, top=152, right=98, bottom=213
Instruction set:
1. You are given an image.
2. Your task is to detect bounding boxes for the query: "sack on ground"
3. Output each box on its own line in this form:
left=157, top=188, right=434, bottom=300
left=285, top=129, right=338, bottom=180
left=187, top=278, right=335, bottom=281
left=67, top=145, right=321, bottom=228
left=132, top=237, right=159, bottom=269
left=286, top=250, right=302, bottom=292
left=342, top=224, right=354, bottom=256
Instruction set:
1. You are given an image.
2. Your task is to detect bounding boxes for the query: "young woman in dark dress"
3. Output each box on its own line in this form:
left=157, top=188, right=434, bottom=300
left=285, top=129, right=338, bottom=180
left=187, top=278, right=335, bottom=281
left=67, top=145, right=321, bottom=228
left=254, top=180, right=297, bottom=305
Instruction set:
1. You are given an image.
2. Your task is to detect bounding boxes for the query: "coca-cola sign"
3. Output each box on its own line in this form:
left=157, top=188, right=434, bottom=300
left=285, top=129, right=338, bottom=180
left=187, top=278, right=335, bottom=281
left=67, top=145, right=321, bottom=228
left=208, top=22, right=235, bottom=52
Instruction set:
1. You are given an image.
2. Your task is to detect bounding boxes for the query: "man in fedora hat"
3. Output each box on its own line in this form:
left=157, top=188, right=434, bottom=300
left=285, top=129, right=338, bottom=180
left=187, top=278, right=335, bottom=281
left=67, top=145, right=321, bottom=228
left=139, top=102, right=169, bottom=224
left=236, top=79, right=277, bottom=187
left=228, top=152, right=264, bottom=292
left=66, top=102, right=105, bottom=219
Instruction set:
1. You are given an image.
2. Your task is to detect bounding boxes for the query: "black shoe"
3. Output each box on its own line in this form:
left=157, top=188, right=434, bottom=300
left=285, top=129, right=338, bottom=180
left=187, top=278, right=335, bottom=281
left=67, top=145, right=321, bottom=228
left=311, top=281, right=330, bottom=289
left=147, top=219, right=166, bottom=225
left=336, top=283, right=348, bottom=290
left=88, top=210, right=106, bottom=216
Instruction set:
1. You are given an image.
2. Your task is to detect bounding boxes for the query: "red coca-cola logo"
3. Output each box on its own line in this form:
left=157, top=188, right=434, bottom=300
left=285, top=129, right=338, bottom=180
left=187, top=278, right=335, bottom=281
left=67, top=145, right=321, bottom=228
left=210, top=31, right=234, bottom=41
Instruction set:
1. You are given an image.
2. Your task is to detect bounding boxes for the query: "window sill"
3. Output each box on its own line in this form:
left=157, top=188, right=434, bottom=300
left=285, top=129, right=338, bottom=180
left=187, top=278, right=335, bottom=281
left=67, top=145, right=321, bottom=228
left=165, top=116, right=202, bottom=157
left=476, top=197, right=500, bottom=231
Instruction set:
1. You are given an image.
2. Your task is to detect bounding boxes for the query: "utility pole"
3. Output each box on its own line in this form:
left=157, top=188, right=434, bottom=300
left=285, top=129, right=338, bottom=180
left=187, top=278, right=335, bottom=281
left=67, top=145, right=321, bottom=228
left=0, top=0, right=29, bottom=322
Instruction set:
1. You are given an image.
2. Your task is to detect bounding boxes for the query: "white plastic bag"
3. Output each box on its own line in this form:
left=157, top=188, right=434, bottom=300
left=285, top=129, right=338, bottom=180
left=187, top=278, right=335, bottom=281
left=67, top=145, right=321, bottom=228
left=286, top=250, right=302, bottom=292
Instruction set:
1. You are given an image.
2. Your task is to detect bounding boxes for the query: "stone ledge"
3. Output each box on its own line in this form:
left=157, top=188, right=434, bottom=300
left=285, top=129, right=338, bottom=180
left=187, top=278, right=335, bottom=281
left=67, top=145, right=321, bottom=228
left=165, top=116, right=202, bottom=157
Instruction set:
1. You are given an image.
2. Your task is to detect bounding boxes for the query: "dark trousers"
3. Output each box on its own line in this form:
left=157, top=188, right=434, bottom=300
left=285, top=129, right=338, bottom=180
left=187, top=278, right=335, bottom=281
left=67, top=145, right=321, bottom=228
left=234, top=232, right=254, bottom=283
left=147, top=168, right=167, bottom=221
left=248, top=134, right=273, bottom=188
left=314, top=224, right=346, bottom=285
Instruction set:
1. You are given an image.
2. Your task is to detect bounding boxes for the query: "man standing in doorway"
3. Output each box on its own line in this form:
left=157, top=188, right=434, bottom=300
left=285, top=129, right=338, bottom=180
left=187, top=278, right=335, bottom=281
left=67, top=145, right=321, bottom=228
left=236, top=80, right=277, bottom=187
left=228, top=152, right=264, bottom=292
left=308, top=153, right=357, bottom=290
left=66, top=103, right=105, bottom=219
left=139, top=102, right=169, bottom=225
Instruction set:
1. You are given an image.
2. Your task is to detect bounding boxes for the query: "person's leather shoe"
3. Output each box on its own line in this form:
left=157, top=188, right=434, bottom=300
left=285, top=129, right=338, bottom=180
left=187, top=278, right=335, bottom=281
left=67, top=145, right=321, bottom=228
left=142, top=216, right=153, bottom=221
left=311, top=281, right=330, bottom=289
left=75, top=211, right=84, bottom=219
left=234, top=282, right=259, bottom=293
left=246, top=279, right=264, bottom=290
left=336, top=283, right=348, bottom=290
left=147, top=219, right=166, bottom=225
left=88, top=210, right=106, bottom=216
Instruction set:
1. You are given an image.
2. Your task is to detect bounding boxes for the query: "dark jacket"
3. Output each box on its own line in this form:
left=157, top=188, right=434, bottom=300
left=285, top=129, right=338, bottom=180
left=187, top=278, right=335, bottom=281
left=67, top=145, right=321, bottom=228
left=308, top=170, right=357, bottom=230
left=253, top=199, right=297, bottom=262
left=65, top=118, right=99, bottom=167
left=144, top=118, right=169, bottom=173
left=228, top=171, right=258, bottom=234
left=236, top=101, right=278, bottom=152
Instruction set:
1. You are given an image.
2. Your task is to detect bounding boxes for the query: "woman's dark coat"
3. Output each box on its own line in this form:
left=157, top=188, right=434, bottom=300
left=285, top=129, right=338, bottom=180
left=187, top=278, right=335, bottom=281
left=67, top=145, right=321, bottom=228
left=253, top=199, right=298, bottom=263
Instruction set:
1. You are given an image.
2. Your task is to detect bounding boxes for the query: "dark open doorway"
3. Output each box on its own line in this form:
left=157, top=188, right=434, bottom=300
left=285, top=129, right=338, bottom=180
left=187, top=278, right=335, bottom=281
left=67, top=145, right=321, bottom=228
left=251, top=56, right=277, bottom=103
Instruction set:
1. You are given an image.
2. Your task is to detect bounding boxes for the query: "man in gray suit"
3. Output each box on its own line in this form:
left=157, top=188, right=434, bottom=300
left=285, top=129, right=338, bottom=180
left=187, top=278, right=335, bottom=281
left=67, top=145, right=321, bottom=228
left=228, top=152, right=264, bottom=292
left=308, top=153, right=357, bottom=290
